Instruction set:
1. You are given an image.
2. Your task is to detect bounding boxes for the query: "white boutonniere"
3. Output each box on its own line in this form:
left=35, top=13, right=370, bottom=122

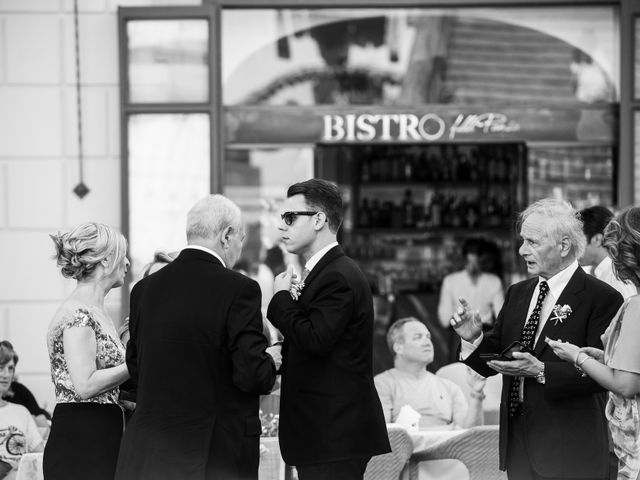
left=550, top=304, right=572, bottom=326
left=289, top=281, right=305, bottom=301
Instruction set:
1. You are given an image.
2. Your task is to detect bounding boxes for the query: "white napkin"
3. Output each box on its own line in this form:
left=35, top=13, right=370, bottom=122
left=396, top=404, right=421, bottom=432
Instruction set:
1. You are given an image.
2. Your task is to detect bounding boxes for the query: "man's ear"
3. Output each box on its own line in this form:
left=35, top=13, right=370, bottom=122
left=314, top=212, right=327, bottom=231
left=592, top=232, right=604, bottom=247
left=393, top=342, right=403, bottom=356
left=220, top=226, right=233, bottom=249
left=559, top=235, right=572, bottom=257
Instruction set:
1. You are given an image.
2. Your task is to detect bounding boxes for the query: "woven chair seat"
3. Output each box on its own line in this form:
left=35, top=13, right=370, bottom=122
left=364, top=425, right=413, bottom=480
left=408, top=425, right=506, bottom=480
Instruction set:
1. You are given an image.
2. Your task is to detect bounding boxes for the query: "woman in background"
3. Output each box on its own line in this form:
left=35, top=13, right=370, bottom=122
left=118, top=250, right=178, bottom=344
left=548, top=207, right=640, bottom=480
left=0, top=341, right=51, bottom=428
left=0, top=342, right=43, bottom=480
left=44, top=222, right=130, bottom=480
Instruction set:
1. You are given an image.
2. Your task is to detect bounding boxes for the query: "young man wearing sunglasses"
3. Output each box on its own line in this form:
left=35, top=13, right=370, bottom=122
left=267, top=179, right=390, bottom=480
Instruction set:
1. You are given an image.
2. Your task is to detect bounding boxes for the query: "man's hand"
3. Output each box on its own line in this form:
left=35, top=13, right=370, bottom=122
left=488, top=351, right=543, bottom=377
left=274, top=264, right=296, bottom=294
left=266, top=344, right=282, bottom=371
left=466, top=366, right=487, bottom=392
left=451, top=297, right=483, bottom=343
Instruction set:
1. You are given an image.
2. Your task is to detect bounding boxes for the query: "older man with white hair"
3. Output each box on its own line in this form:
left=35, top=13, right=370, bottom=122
left=451, top=198, right=623, bottom=480
left=116, top=194, right=281, bottom=480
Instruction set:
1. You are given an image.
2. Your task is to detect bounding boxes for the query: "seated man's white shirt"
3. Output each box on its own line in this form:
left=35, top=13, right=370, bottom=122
left=374, top=368, right=468, bottom=429
left=438, top=271, right=504, bottom=328
left=593, top=256, right=637, bottom=300
left=0, top=403, right=41, bottom=470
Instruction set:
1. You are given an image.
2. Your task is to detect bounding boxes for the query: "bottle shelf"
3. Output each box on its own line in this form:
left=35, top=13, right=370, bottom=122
left=353, top=226, right=512, bottom=235
left=359, top=180, right=513, bottom=188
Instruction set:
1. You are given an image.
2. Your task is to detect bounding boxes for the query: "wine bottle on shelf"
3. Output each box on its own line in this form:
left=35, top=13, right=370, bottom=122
left=379, top=153, right=391, bottom=181
left=358, top=198, right=371, bottom=228
left=391, top=150, right=402, bottom=182
left=381, top=201, right=393, bottom=228
left=417, top=150, right=429, bottom=181
left=360, top=156, right=370, bottom=182
left=370, top=154, right=380, bottom=181
left=464, top=197, right=480, bottom=229
left=450, top=195, right=463, bottom=228
left=457, top=152, right=469, bottom=182
left=487, top=196, right=501, bottom=227
left=370, top=198, right=381, bottom=228
left=431, top=193, right=442, bottom=228
left=403, top=152, right=414, bottom=180
left=429, top=152, right=440, bottom=181
left=402, top=189, right=415, bottom=228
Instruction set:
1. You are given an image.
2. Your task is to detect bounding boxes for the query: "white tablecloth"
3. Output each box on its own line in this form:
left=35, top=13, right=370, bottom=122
left=405, top=427, right=470, bottom=480
left=15, top=453, right=43, bottom=480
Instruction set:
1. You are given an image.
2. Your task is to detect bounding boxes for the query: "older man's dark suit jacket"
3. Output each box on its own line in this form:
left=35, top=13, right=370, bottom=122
left=465, top=266, right=623, bottom=478
left=267, top=245, right=391, bottom=466
left=115, top=249, right=277, bottom=480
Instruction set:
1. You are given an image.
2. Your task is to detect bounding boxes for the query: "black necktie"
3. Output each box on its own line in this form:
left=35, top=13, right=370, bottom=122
left=508, top=280, right=549, bottom=417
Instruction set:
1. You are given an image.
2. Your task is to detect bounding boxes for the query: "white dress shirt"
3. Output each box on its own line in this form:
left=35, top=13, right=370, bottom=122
left=304, top=241, right=339, bottom=274
left=593, top=256, right=637, bottom=300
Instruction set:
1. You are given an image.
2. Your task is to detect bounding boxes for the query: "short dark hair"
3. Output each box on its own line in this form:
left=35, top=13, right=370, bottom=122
left=579, top=206, right=614, bottom=241
left=603, top=207, right=640, bottom=287
left=386, top=317, right=421, bottom=356
left=287, top=179, right=343, bottom=234
left=462, top=238, right=484, bottom=257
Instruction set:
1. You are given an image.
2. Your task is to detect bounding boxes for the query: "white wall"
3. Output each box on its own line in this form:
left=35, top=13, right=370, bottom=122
left=0, top=0, right=198, bottom=413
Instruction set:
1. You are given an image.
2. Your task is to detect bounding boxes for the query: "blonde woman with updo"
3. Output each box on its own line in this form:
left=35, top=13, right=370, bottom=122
left=43, top=222, right=130, bottom=480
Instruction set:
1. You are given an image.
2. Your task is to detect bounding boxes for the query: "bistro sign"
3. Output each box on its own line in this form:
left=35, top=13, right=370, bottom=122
left=322, top=112, right=521, bottom=142
left=224, top=105, right=616, bottom=144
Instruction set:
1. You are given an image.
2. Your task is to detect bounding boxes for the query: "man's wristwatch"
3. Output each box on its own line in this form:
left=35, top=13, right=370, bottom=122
left=535, top=363, right=545, bottom=384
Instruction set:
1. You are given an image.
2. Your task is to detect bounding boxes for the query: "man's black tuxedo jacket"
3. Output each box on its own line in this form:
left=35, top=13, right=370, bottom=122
left=465, top=267, right=623, bottom=478
left=267, top=245, right=391, bottom=466
left=115, top=249, right=276, bottom=480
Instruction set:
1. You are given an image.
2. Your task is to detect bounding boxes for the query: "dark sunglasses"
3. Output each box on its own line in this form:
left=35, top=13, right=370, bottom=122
left=281, top=211, right=318, bottom=226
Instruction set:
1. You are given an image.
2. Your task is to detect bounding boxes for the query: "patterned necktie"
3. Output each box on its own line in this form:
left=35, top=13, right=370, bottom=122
left=301, top=268, right=310, bottom=283
left=508, top=280, right=549, bottom=417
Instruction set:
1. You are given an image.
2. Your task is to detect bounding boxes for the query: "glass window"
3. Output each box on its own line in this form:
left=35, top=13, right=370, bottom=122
left=528, top=145, right=615, bottom=208
left=223, top=147, right=314, bottom=268
left=636, top=17, right=640, bottom=99
left=636, top=113, right=640, bottom=205
left=128, top=113, right=210, bottom=278
left=127, top=19, right=209, bottom=103
left=222, top=7, right=619, bottom=107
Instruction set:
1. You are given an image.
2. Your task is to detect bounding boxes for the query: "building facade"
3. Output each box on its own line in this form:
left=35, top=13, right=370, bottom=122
left=1, top=0, right=639, bottom=409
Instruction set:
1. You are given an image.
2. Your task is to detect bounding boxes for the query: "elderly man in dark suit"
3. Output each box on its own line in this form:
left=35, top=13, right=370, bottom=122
left=451, top=198, right=623, bottom=480
left=267, top=179, right=390, bottom=480
left=115, top=194, right=281, bottom=480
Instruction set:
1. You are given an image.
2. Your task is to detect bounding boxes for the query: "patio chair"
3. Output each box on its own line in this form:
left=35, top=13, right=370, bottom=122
left=364, top=424, right=414, bottom=480
left=408, top=425, right=506, bottom=480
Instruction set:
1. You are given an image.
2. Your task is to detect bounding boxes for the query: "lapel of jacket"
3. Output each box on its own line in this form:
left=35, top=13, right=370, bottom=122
left=302, top=245, right=344, bottom=288
left=506, top=278, right=538, bottom=344
left=533, top=267, right=585, bottom=355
